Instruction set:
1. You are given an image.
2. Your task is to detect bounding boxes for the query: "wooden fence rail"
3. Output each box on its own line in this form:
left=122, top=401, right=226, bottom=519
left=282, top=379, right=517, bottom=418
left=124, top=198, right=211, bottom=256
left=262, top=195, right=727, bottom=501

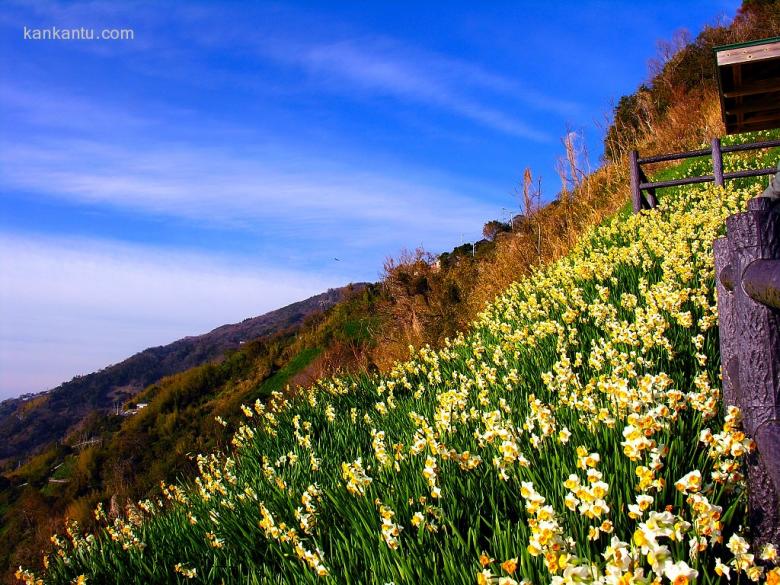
left=630, top=137, right=780, bottom=213
left=714, top=196, right=780, bottom=548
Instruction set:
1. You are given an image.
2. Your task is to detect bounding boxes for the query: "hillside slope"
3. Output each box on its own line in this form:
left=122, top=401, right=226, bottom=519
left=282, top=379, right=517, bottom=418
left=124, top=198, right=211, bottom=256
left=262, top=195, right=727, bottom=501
left=28, top=154, right=778, bottom=582
left=1, top=283, right=382, bottom=582
left=364, top=1, right=779, bottom=365
left=8, top=5, right=780, bottom=583
left=0, top=286, right=363, bottom=465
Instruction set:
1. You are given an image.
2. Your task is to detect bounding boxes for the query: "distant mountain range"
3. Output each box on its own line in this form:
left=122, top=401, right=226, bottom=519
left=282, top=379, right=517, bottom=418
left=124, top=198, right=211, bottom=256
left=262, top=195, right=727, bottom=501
left=0, top=285, right=364, bottom=464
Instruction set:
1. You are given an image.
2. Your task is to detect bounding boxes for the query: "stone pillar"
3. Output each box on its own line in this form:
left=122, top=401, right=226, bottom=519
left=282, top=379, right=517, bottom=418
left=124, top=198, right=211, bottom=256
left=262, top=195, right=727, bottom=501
left=717, top=196, right=780, bottom=548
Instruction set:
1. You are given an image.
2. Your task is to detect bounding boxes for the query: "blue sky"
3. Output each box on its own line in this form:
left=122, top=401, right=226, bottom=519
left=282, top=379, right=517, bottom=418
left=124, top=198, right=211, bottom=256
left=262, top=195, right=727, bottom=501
left=0, top=0, right=739, bottom=399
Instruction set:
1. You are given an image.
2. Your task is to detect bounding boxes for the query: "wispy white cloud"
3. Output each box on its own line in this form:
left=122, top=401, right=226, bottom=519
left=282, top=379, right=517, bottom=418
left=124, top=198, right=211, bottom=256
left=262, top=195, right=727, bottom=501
left=0, top=233, right=341, bottom=398
left=0, top=85, right=152, bottom=131
left=0, top=120, right=497, bottom=254
left=297, top=38, right=578, bottom=114
left=4, top=0, right=576, bottom=140
left=258, top=36, right=576, bottom=142
left=1, top=2, right=514, bottom=255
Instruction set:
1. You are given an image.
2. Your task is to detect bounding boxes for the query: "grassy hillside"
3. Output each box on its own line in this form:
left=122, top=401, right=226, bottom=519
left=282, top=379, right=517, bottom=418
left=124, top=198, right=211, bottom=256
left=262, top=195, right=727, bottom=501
left=1, top=285, right=381, bottom=582
left=24, top=139, right=779, bottom=582
left=0, top=287, right=359, bottom=467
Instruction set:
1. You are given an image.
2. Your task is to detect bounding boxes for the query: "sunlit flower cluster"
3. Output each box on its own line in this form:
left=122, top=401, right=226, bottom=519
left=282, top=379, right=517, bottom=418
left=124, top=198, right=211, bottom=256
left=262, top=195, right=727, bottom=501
left=259, top=501, right=329, bottom=576
left=377, top=501, right=403, bottom=549
left=341, top=458, right=373, bottom=497
left=700, top=405, right=755, bottom=485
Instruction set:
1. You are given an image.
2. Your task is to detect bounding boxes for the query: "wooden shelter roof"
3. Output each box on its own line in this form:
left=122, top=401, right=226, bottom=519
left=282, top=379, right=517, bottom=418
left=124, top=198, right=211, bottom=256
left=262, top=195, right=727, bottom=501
left=715, top=37, right=780, bottom=134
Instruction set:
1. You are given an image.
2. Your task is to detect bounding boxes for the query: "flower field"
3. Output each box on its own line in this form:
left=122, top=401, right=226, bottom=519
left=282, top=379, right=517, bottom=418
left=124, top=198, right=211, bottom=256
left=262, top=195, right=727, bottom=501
left=24, top=156, right=780, bottom=583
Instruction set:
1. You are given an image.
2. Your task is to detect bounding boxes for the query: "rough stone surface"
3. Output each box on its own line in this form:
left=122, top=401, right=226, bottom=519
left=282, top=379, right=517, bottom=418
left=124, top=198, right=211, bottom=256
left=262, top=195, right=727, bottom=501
left=714, top=238, right=737, bottom=409
left=743, top=259, right=780, bottom=312
left=717, top=197, right=780, bottom=547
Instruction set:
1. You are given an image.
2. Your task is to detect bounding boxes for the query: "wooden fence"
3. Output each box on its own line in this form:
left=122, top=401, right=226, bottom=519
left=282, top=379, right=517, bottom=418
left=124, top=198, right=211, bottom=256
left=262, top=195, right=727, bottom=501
left=630, top=137, right=780, bottom=213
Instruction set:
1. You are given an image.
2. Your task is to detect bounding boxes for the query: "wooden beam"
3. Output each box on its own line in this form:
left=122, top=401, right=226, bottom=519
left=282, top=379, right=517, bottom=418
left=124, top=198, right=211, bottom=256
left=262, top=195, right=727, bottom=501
left=730, top=117, right=780, bottom=133
left=740, top=111, right=780, bottom=125
left=731, top=115, right=780, bottom=127
left=723, top=77, right=780, bottom=99
left=725, top=97, right=780, bottom=116
left=717, top=40, right=780, bottom=66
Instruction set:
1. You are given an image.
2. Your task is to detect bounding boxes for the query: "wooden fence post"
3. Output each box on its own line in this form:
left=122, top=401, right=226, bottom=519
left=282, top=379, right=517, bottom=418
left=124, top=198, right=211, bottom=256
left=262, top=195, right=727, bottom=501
left=716, top=196, right=780, bottom=548
left=712, top=137, right=724, bottom=187
left=630, top=150, right=641, bottom=214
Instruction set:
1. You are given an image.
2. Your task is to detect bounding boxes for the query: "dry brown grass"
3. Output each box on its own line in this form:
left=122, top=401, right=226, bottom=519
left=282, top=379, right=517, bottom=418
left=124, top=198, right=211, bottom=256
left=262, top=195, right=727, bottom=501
left=290, top=338, right=374, bottom=388
left=641, top=87, right=724, bottom=155
left=371, top=82, right=726, bottom=368
left=465, top=88, right=724, bottom=323
left=370, top=2, right=780, bottom=365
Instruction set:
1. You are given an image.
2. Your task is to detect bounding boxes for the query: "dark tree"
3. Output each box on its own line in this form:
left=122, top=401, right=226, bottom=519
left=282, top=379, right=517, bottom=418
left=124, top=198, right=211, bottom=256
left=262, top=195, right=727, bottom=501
left=482, top=220, right=511, bottom=241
